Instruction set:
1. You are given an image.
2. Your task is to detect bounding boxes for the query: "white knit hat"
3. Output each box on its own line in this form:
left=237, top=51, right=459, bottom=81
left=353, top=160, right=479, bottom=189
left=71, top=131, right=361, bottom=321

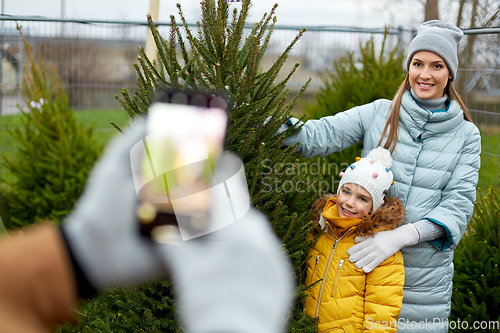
left=337, top=147, right=394, bottom=211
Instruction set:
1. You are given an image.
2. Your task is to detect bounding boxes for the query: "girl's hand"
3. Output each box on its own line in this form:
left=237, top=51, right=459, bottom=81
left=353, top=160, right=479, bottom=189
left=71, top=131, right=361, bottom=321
left=347, top=224, right=419, bottom=273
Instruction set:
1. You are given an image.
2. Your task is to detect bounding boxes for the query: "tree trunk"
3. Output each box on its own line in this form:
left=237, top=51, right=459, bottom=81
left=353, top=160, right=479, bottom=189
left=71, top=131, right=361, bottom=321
left=424, top=0, right=439, bottom=21
left=456, top=0, right=466, bottom=27
left=457, top=0, right=479, bottom=97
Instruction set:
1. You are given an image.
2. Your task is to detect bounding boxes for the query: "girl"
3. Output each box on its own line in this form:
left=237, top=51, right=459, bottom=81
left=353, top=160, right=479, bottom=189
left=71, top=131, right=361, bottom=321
left=306, top=147, right=405, bottom=333
left=283, top=20, right=481, bottom=332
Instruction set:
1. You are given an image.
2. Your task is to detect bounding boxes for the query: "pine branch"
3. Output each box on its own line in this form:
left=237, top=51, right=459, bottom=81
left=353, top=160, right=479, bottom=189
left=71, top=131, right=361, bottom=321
left=239, top=129, right=255, bottom=158
left=173, top=16, right=190, bottom=66
left=137, top=55, right=159, bottom=88
left=138, top=47, right=167, bottom=86
left=115, top=89, right=139, bottom=118
left=110, top=122, right=124, bottom=133
left=168, top=16, right=179, bottom=84
left=214, top=0, right=229, bottom=58
left=254, top=16, right=277, bottom=83
left=200, top=0, right=217, bottom=60
left=147, top=14, right=172, bottom=81
left=272, top=201, right=283, bottom=231
left=283, top=213, right=298, bottom=242
left=248, top=141, right=266, bottom=196
left=254, top=28, right=306, bottom=99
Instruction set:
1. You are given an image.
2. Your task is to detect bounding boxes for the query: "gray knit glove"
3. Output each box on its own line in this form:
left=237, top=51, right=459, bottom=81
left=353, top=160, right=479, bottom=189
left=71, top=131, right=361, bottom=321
left=163, top=206, right=294, bottom=333
left=264, top=116, right=301, bottom=136
left=62, top=119, right=162, bottom=288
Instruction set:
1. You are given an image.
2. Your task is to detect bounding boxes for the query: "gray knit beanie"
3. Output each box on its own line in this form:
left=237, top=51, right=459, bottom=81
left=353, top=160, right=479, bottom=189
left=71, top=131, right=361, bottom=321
left=406, top=20, right=463, bottom=80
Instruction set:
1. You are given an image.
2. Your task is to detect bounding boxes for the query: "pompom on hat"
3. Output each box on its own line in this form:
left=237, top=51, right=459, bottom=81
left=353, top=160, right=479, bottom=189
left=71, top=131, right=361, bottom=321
left=406, top=20, right=463, bottom=80
left=337, top=147, right=394, bottom=211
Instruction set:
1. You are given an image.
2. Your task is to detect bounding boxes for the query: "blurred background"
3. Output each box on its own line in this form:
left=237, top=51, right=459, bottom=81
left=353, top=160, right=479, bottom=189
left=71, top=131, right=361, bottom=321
left=0, top=0, right=498, bottom=190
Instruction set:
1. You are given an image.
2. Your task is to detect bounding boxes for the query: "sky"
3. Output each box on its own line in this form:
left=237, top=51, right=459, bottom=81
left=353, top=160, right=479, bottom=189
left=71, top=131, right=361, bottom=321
left=3, top=0, right=438, bottom=30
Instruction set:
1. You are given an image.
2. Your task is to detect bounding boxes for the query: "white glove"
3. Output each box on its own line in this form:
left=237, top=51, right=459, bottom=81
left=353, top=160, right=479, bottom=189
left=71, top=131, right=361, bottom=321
left=347, top=224, right=420, bottom=273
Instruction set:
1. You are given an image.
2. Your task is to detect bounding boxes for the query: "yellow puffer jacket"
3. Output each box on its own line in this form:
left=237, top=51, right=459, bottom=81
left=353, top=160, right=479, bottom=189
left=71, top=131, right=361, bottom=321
left=304, top=217, right=404, bottom=332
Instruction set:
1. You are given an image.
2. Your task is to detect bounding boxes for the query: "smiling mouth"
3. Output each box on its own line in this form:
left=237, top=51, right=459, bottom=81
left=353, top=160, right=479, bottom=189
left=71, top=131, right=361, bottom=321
left=418, top=82, right=435, bottom=88
left=341, top=207, right=356, bottom=216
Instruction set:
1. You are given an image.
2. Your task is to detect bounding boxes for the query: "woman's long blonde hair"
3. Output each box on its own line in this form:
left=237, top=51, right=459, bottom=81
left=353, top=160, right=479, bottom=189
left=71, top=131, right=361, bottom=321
left=377, top=74, right=474, bottom=153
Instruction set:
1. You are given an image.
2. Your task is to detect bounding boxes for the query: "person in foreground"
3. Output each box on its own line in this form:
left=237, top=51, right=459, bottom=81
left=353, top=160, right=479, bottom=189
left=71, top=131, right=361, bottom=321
left=281, top=20, right=481, bottom=332
left=0, top=118, right=294, bottom=333
left=306, top=147, right=405, bottom=332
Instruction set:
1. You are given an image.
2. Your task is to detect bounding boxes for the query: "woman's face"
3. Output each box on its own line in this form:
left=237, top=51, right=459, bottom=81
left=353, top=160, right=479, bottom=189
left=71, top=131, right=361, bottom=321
left=408, top=51, right=452, bottom=100
left=336, top=183, right=372, bottom=218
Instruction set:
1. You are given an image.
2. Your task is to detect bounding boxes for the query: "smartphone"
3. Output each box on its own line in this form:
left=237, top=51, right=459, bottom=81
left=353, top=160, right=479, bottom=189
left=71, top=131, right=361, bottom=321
left=134, top=90, right=228, bottom=243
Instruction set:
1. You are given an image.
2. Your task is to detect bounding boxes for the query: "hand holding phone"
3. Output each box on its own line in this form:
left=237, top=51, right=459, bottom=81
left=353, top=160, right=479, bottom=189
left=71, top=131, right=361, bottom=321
left=133, top=90, right=228, bottom=243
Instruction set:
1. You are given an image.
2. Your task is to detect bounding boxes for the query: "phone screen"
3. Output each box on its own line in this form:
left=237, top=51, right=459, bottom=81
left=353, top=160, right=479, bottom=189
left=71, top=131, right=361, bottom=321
left=135, top=96, right=227, bottom=242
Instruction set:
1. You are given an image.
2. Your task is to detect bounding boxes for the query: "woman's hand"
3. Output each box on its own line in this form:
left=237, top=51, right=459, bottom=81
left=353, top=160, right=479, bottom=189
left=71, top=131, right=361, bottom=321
left=347, top=224, right=419, bottom=273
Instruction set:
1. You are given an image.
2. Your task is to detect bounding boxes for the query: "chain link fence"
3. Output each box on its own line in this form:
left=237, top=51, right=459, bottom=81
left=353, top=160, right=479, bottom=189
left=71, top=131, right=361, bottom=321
left=0, top=16, right=498, bottom=188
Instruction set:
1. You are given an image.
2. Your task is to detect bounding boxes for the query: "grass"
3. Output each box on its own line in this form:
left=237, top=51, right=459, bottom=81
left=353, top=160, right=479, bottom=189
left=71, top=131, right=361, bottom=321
left=73, top=108, right=132, bottom=144
left=0, top=108, right=132, bottom=181
left=478, top=125, right=500, bottom=193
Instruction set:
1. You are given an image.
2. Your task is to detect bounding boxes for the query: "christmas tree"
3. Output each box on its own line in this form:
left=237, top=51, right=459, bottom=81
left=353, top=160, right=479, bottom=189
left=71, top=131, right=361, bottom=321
left=451, top=187, right=500, bottom=333
left=0, top=26, right=102, bottom=230
left=70, top=0, right=320, bottom=331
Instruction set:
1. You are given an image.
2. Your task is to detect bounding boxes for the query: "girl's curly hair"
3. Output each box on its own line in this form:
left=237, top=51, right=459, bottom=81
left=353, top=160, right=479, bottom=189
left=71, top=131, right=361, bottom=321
left=310, top=193, right=405, bottom=237
left=310, top=193, right=335, bottom=236
left=354, top=197, right=405, bottom=237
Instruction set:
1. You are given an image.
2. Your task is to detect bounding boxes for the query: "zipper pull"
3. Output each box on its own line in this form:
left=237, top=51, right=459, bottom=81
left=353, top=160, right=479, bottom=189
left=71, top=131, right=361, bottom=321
left=315, top=254, right=320, bottom=264
left=338, top=259, right=344, bottom=269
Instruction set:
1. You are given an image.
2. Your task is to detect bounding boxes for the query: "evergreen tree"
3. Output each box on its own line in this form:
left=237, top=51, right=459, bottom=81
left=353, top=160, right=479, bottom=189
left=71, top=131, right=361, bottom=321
left=0, top=26, right=102, bottom=229
left=0, top=216, right=6, bottom=235
left=302, top=32, right=406, bottom=193
left=450, top=187, right=500, bottom=333
left=72, top=1, right=320, bottom=332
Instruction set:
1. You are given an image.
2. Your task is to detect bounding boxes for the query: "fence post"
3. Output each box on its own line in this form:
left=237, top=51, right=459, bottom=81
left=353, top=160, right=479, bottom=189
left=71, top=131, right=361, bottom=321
left=397, top=25, right=403, bottom=59
left=411, top=28, right=417, bottom=39
left=17, top=31, right=23, bottom=109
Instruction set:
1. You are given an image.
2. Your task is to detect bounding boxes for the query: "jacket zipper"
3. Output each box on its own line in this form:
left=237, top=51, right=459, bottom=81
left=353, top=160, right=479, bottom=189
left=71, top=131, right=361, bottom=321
left=311, top=254, right=320, bottom=283
left=331, top=259, right=344, bottom=297
left=314, top=225, right=351, bottom=317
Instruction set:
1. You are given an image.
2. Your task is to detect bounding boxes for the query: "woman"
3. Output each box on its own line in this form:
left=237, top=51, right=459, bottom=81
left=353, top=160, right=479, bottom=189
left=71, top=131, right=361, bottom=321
left=282, top=20, right=480, bottom=332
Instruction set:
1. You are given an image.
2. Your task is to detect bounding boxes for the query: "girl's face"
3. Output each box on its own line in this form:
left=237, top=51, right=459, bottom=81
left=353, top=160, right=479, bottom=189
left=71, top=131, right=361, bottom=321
left=408, top=51, right=452, bottom=100
left=336, top=183, right=373, bottom=218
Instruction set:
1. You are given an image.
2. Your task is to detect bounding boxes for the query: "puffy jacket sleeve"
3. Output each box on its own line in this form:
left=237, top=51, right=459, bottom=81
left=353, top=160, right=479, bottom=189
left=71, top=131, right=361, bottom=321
left=425, top=125, right=481, bottom=251
left=363, top=251, right=404, bottom=333
left=282, top=101, right=382, bottom=158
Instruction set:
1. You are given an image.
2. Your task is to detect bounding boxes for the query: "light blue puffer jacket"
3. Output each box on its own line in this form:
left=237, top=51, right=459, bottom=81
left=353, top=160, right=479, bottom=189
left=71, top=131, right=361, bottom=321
left=284, top=90, right=481, bottom=332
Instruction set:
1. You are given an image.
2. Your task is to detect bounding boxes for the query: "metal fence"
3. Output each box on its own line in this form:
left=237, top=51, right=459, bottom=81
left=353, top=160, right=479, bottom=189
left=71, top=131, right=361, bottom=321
left=0, top=16, right=498, bottom=189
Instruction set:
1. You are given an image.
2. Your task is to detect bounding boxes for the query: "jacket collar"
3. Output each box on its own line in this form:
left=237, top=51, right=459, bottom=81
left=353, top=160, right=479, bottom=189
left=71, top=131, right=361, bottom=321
left=400, top=90, right=464, bottom=140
